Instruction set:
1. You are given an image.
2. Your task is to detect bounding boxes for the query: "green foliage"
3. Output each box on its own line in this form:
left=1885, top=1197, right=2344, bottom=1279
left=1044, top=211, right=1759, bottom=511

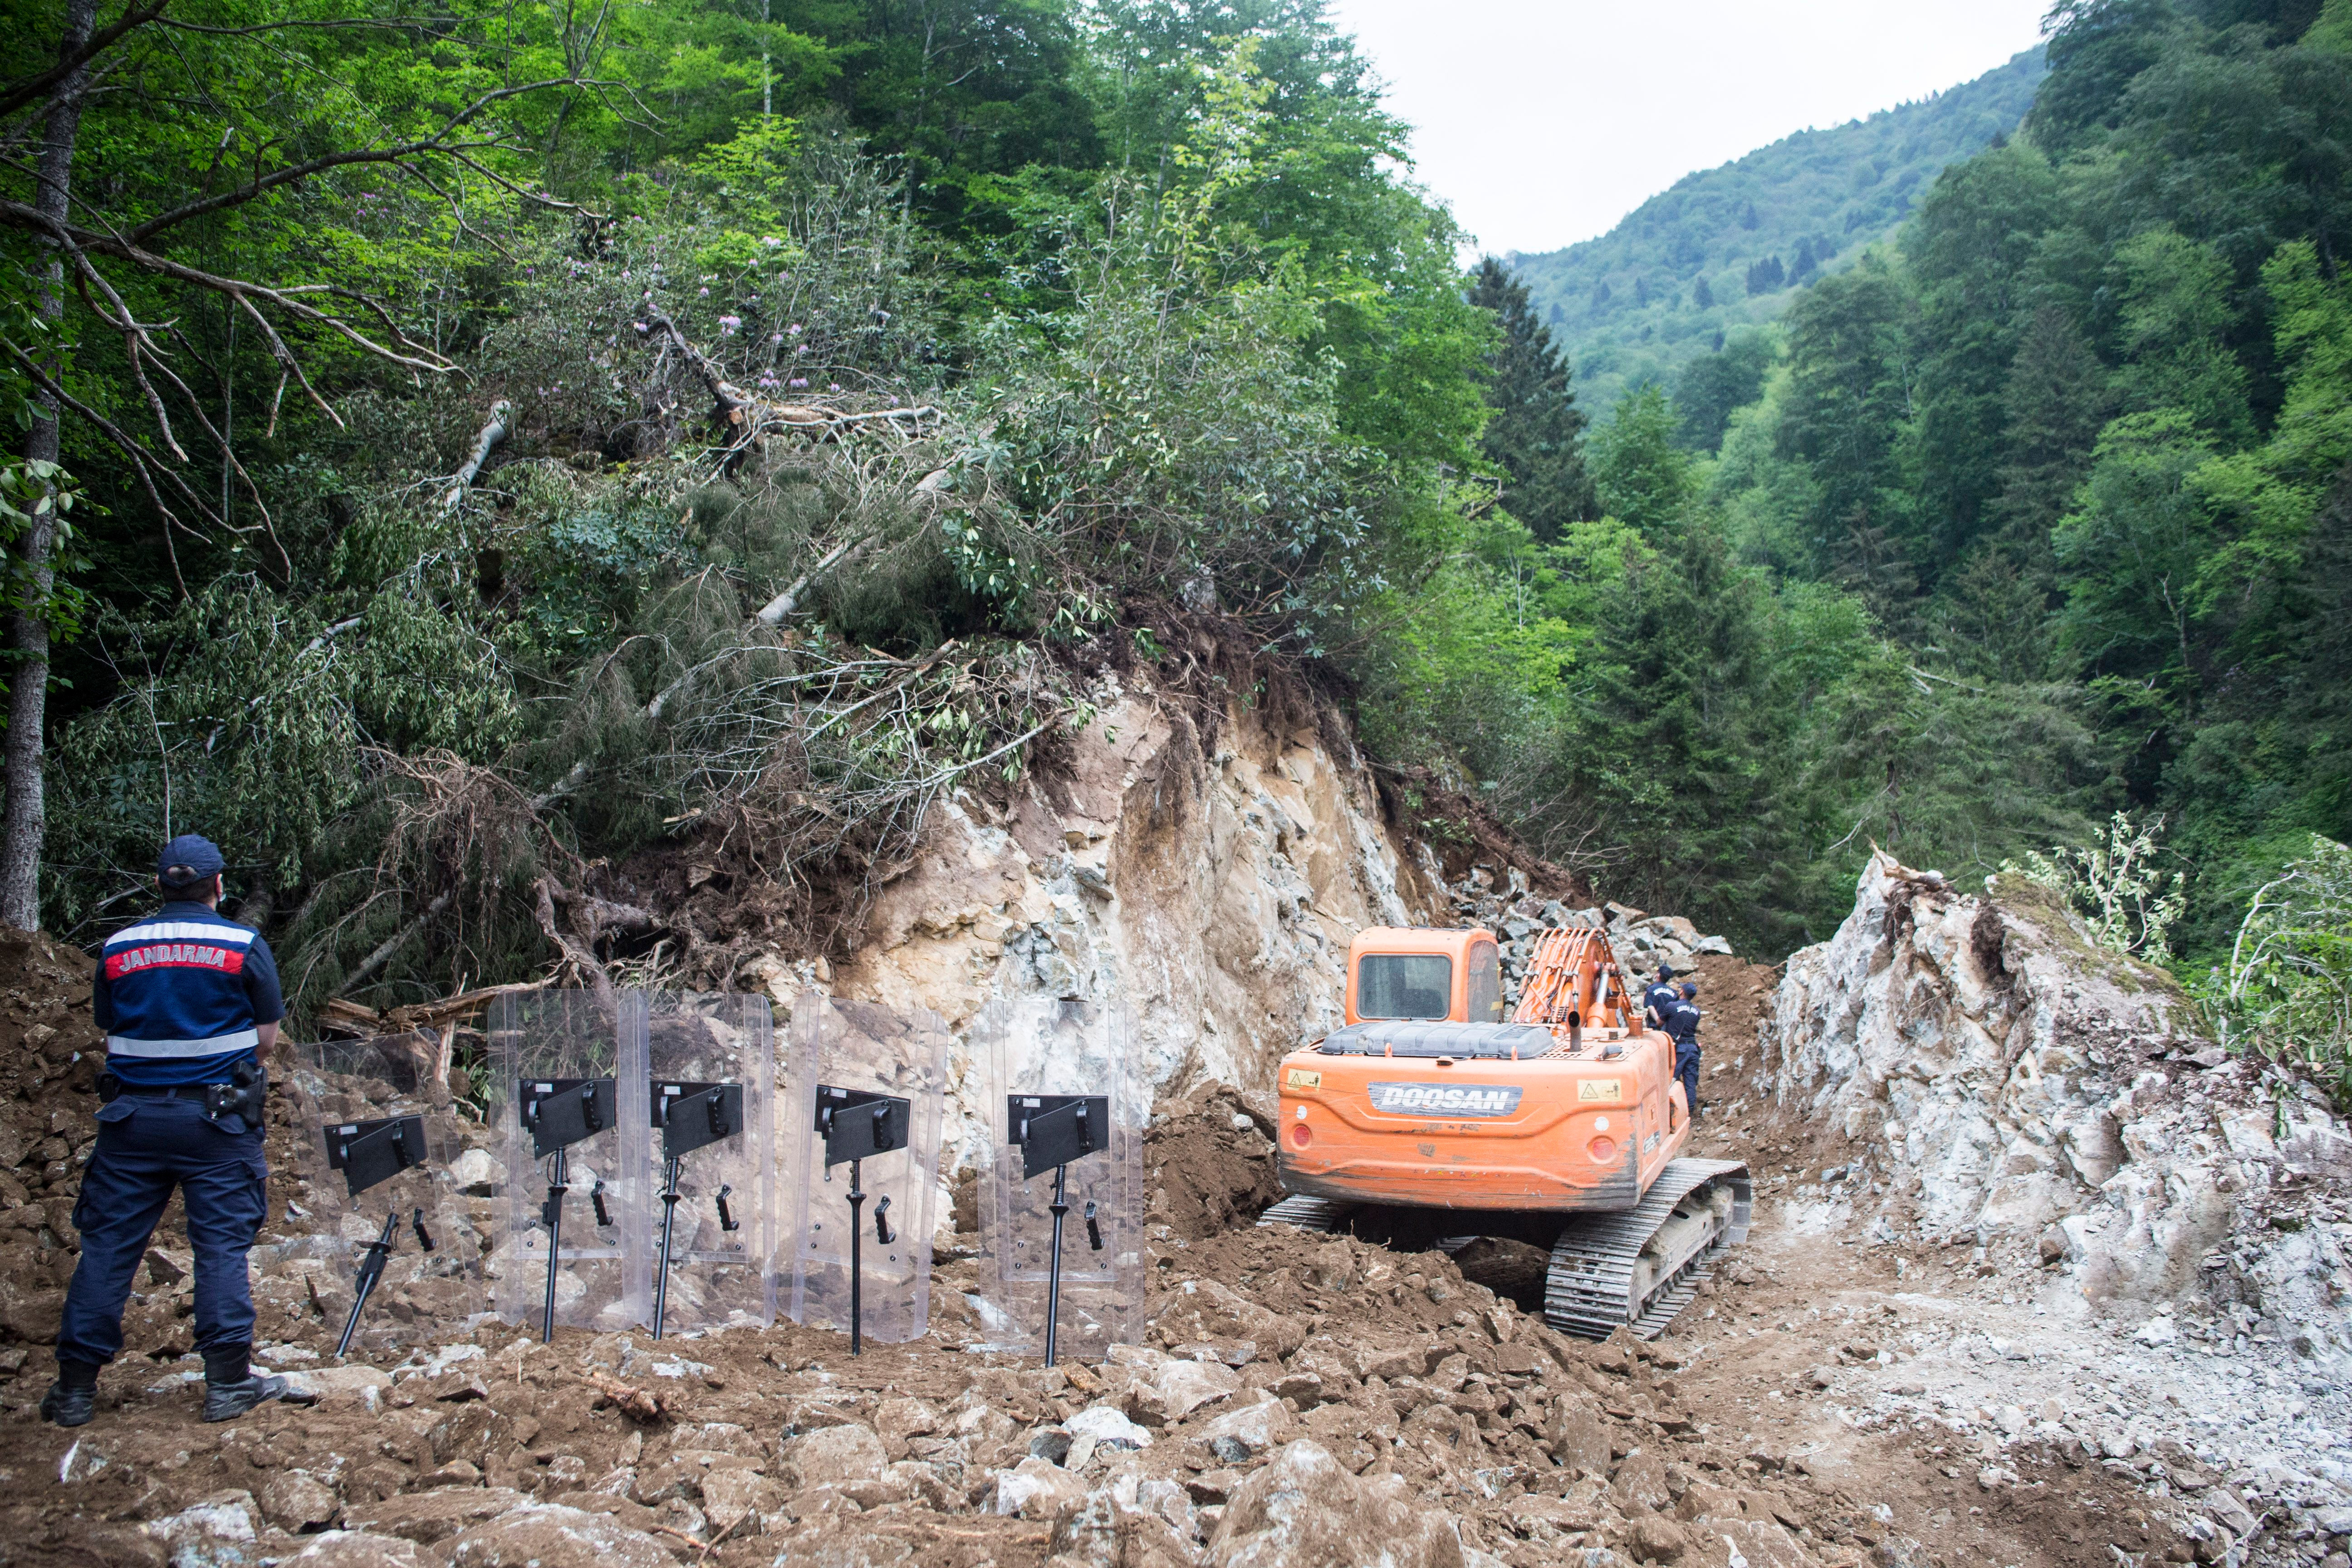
left=2196, top=833, right=2352, bottom=1100
left=1591, top=387, right=1694, bottom=538
left=1355, top=0, right=2352, bottom=978
left=1672, top=331, right=1778, bottom=456
left=0, top=459, right=92, bottom=644
left=2003, top=810, right=2188, bottom=960
left=11, top=0, right=1506, bottom=1011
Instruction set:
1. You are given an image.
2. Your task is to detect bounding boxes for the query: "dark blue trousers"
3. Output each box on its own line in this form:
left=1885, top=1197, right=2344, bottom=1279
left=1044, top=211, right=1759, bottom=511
left=1674, top=1039, right=1701, bottom=1116
left=59, top=1094, right=267, bottom=1367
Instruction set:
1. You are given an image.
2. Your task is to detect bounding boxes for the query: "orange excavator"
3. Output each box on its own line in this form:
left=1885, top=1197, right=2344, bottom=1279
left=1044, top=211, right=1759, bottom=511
left=1262, top=924, right=1750, bottom=1338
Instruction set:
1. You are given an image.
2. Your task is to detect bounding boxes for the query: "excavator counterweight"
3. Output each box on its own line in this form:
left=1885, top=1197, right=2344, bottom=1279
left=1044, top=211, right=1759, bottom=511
left=1262, top=925, right=1749, bottom=1339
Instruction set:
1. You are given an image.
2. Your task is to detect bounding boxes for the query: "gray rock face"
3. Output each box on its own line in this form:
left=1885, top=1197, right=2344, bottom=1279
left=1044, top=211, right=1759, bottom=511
left=1763, top=851, right=2352, bottom=1344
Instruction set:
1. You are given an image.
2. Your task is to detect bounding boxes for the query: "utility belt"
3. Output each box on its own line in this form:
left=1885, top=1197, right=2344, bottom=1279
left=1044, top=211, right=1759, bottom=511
left=98, top=1058, right=266, bottom=1125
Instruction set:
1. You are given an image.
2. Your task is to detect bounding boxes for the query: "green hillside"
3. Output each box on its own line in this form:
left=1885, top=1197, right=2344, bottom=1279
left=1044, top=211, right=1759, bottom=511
left=1509, top=47, right=2046, bottom=415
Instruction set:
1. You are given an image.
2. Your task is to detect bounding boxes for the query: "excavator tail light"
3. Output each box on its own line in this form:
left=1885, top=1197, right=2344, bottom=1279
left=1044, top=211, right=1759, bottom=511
left=1291, top=1122, right=1312, bottom=1149
left=1587, top=1136, right=1617, bottom=1165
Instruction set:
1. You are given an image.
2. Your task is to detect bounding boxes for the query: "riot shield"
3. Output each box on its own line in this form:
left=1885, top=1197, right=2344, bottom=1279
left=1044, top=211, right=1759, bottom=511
left=281, top=1034, right=486, bottom=1352
left=487, top=990, right=650, bottom=1336
left=643, top=992, right=776, bottom=1337
left=972, top=995, right=1145, bottom=1362
left=784, top=993, right=948, bottom=1349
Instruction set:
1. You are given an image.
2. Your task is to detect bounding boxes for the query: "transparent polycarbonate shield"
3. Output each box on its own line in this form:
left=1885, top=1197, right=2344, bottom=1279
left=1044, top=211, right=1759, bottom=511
left=786, top=992, right=948, bottom=1345
left=281, top=1034, right=487, bottom=1349
left=974, top=995, right=1145, bottom=1362
left=487, top=990, right=651, bottom=1333
left=644, top=992, right=776, bottom=1335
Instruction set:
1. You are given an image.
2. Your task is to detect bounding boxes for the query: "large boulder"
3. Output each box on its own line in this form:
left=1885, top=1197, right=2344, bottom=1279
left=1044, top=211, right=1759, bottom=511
left=443, top=1503, right=675, bottom=1568
left=776, top=1420, right=888, bottom=1491
left=342, top=1488, right=533, bottom=1545
left=283, top=1534, right=432, bottom=1568
left=1206, top=1439, right=1464, bottom=1568
left=1764, top=852, right=2352, bottom=1342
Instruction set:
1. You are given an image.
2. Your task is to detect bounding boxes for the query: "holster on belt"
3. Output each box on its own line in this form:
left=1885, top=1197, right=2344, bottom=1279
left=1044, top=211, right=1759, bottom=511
left=204, top=1059, right=267, bottom=1126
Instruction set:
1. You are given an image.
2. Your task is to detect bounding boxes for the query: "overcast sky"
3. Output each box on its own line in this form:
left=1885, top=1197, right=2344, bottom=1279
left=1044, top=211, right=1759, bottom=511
left=1320, top=0, right=2055, bottom=258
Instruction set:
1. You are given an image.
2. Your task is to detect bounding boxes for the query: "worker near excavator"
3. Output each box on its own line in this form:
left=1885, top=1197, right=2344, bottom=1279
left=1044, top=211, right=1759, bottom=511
left=1664, top=981, right=1703, bottom=1120
left=42, top=834, right=317, bottom=1430
left=1642, top=964, right=1680, bottom=1029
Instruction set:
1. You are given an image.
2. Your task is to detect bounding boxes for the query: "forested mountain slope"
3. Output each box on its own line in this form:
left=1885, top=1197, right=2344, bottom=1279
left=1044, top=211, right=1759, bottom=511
left=1, top=0, right=2346, bottom=1104
left=1508, top=48, right=2046, bottom=414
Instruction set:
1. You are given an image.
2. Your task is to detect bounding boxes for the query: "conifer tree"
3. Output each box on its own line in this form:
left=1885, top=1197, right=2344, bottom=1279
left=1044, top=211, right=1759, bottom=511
left=1992, top=307, right=2111, bottom=546
left=1593, top=386, right=1697, bottom=536
left=1468, top=258, right=1598, bottom=540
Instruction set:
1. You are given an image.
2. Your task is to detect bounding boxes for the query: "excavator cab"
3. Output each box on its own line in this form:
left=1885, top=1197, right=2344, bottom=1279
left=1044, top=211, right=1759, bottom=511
left=1345, top=928, right=1505, bottom=1025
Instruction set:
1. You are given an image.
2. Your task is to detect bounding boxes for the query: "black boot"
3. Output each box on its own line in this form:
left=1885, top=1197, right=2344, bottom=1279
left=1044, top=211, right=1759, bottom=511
left=40, top=1361, right=100, bottom=1428
left=200, top=1344, right=317, bottom=1423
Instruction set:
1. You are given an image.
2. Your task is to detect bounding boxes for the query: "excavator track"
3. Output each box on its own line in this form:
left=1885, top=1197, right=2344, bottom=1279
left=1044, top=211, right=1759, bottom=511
left=1544, top=1158, right=1751, bottom=1341
left=1257, top=1195, right=1357, bottom=1233
left=1259, top=1161, right=1750, bottom=1341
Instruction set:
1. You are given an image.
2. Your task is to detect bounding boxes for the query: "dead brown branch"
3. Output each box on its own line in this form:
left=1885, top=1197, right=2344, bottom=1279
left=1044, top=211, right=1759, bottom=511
left=534, top=876, right=619, bottom=1020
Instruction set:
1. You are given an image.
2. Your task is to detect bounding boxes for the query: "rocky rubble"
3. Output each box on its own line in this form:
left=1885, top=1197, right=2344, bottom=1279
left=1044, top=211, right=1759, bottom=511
left=0, top=930, right=101, bottom=1353
left=0, top=1205, right=1908, bottom=1568
left=1759, top=851, right=2352, bottom=1339
left=1435, top=866, right=1737, bottom=1007
left=1699, top=850, right=2352, bottom=1568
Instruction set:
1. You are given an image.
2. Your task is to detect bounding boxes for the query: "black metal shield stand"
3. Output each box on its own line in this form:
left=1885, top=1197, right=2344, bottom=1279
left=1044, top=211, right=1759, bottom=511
left=1008, top=1094, right=1109, bottom=1367
left=815, top=1085, right=909, bottom=1355
left=651, top=1079, right=744, bottom=1340
left=324, top=1114, right=431, bottom=1358
left=519, top=1077, right=617, bottom=1343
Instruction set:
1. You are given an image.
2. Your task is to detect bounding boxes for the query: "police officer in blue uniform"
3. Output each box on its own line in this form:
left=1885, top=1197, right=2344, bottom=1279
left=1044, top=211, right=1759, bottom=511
left=1642, top=964, right=1680, bottom=1030
left=1664, top=981, right=1703, bottom=1122
left=42, top=835, right=317, bottom=1428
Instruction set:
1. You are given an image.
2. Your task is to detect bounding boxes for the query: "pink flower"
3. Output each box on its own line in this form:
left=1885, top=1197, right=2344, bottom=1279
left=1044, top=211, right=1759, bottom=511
left=787, top=323, right=803, bottom=335
left=719, top=315, right=742, bottom=334
left=698, top=286, right=709, bottom=296
left=789, top=377, right=808, bottom=388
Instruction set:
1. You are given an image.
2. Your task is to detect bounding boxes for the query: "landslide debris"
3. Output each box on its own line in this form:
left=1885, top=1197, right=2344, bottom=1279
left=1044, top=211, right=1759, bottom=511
left=5, top=867, right=2349, bottom=1568
left=1759, top=851, right=2352, bottom=1338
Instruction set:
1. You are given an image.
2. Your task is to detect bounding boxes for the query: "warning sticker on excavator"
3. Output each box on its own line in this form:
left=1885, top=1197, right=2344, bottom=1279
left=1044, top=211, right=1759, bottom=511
left=1367, top=1082, right=1523, bottom=1117
left=1577, top=1080, right=1622, bottom=1102
left=1285, top=1068, right=1322, bottom=1090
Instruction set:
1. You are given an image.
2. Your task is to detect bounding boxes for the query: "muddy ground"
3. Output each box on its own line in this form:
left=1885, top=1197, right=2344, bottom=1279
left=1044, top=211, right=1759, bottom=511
left=0, top=941, right=2316, bottom=1568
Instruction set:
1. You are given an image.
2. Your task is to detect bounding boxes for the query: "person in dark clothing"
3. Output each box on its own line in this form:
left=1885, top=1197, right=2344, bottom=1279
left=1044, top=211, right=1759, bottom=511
left=1664, top=981, right=1703, bottom=1121
left=43, top=835, right=317, bottom=1429
left=1642, top=964, right=1679, bottom=1030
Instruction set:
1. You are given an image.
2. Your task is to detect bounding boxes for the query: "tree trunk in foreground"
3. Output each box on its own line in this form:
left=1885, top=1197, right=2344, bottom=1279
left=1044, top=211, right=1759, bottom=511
left=1, top=0, right=98, bottom=931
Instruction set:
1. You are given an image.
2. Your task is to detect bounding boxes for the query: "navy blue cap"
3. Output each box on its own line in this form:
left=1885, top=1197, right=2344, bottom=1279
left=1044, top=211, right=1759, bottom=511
left=1656, top=963, right=1676, bottom=980
left=157, top=833, right=225, bottom=889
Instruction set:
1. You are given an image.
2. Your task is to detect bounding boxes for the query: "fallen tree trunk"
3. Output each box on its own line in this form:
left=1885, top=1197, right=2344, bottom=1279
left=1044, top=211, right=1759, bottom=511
left=440, top=399, right=513, bottom=513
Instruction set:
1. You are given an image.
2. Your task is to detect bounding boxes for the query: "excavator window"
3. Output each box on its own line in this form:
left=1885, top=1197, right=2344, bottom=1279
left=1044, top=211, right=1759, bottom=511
left=1467, top=941, right=1503, bottom=1023
left=1357, top=954, right=1452, bottom=1020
